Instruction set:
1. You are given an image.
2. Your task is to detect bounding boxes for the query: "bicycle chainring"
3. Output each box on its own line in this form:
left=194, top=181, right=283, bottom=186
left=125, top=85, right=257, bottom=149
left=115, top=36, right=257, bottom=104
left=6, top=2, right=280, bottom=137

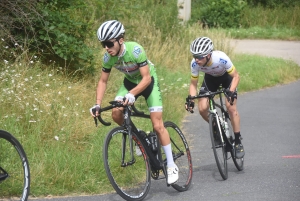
left=151, top=169, right=160, bottom=180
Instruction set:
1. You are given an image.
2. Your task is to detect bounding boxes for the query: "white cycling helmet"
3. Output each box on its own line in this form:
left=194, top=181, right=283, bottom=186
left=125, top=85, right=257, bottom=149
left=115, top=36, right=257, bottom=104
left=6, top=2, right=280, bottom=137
left=190, top=37, right=214, bottom=55
left=97, top=20, right=125, bottom=41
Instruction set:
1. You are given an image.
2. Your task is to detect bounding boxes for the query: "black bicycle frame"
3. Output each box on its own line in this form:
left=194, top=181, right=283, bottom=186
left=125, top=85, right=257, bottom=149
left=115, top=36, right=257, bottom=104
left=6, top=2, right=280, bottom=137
left=188, top=89, right=233, bottom=150
left=94, top=101, right=166, bottom=170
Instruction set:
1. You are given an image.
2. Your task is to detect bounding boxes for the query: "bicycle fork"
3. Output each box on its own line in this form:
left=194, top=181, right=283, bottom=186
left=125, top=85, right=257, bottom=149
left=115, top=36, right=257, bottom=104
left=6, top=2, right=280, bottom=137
left=120, top=132, right=136, bottom=167
left=209, top=109, right=226, bottom=145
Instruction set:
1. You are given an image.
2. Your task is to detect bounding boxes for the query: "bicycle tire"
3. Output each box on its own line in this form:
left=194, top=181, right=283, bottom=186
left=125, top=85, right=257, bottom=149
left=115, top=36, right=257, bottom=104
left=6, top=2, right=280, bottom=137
left=164, top=121, right=193, bottom=192
left=103, top=127, right=151, bottom=201
left=225, top=117, right=244, bottom=171
left=209, top=114, right=228, bottom=180
left=0, top=130, right=30, bottom=201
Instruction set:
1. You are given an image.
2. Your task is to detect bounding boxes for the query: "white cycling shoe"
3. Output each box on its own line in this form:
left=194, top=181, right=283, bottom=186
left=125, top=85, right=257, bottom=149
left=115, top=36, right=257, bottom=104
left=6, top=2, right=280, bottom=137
left=167, top=164, right=179, bottom=184
left=135, top=144, right=142, bottom=156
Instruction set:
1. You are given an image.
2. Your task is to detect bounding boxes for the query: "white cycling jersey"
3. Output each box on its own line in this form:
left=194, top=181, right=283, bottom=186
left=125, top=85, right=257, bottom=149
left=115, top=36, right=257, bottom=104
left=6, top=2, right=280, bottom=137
left=190, top=50, right=235, bottom=79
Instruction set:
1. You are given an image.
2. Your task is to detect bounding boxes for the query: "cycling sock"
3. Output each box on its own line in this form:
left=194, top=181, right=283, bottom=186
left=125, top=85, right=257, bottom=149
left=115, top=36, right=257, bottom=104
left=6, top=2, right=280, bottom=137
left=234, top=132, right=241, bottom=144
left=162, top=144, right=176, bottom=168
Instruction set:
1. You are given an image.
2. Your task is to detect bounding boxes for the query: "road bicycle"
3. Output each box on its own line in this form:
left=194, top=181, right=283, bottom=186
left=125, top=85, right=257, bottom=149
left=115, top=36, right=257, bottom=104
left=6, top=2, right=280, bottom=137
left=0, top=130, right=30, bottom=201
left=93, top=101, right=192, bottom=201
left=186, top=87, right=244, bottom=180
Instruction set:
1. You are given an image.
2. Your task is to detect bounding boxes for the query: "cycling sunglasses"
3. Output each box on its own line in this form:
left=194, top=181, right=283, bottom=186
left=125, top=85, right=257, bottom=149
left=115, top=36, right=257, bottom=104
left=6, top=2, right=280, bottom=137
left=193, top=54, right=207, bottom=60
left=101, top=39, right=118, bottom=48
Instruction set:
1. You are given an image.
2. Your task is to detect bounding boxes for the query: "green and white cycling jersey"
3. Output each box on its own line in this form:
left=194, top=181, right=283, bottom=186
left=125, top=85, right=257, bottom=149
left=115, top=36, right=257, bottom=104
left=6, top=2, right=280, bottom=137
left=101, top=41, right=163, bottom=112
left=102, top=41, right=155, bottom=84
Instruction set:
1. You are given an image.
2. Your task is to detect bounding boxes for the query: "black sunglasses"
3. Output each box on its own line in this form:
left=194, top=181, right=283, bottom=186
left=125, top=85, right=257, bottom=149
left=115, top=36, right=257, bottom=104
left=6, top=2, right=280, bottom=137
left=193, top=54, right=207, bottom=60
left=101, top=39, right=118, bottom=48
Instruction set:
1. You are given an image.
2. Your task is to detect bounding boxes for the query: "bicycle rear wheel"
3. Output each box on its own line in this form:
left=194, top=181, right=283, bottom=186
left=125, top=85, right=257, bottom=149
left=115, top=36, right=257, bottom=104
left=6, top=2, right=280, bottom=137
left=164, top=121, right=192, bottom=192
left=103, top=127, right=151, bottom=201
left=226, top=117, right=244, bottom=171
left=0, top=130, right=30, bottom=201
left=209, top=114, right=228, bottom=180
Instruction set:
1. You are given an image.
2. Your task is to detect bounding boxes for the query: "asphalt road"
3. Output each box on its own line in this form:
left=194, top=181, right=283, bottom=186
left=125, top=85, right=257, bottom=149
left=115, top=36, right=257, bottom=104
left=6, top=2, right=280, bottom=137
left=231, top=39, right=300, bottom=66
left=30, top=40, right=300, bottom=201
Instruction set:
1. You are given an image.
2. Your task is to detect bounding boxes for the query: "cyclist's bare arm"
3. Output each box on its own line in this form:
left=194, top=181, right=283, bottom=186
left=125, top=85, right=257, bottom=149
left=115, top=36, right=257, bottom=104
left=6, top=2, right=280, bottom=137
left=129, top=65, right=152, bottom=96
left=189, top=78, right=198, bottom=96
left=227, top=66, right=240, bottom=91
left=94, top=71, right=110, bottom=115
left=186, top=78, right=198, bottom=112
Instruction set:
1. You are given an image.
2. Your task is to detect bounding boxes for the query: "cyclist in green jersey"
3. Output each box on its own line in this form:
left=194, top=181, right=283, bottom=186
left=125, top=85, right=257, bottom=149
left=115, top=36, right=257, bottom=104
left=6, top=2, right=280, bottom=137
left=90, top=20, right=179, bottom=184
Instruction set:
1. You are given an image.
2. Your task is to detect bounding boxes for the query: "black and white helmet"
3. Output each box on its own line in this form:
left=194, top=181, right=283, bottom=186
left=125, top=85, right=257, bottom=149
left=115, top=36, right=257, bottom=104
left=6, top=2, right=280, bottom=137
left=97, top=20, right=125, bottom=41
left=190, top=37, right=214, bottom=55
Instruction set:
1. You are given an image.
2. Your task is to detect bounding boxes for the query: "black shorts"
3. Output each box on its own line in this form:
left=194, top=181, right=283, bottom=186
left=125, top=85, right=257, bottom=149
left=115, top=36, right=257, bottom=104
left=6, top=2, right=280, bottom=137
left=199, top=73, right=236, bottom=95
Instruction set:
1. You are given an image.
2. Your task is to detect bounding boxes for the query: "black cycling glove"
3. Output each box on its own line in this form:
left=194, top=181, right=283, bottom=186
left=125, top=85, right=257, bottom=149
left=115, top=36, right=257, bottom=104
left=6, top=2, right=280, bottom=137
left=225, top=89, right=237, bottom=104
left=185, top=97, right=195, bottom=113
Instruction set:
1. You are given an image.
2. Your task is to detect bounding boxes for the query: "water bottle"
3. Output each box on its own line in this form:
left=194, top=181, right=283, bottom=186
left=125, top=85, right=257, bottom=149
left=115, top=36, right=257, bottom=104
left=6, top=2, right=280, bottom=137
left=147, top=131, right=158, bottom=153
left=219, top=118, right=225, bottom=130
left=224, top=121, right=230, bottom=138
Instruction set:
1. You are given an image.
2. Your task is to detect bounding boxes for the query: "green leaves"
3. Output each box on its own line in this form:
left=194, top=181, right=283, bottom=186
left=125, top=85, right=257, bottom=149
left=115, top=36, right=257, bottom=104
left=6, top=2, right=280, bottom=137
left=34, top=0, right=96, bottom=74
left=191, top=0, right=247, bottom=28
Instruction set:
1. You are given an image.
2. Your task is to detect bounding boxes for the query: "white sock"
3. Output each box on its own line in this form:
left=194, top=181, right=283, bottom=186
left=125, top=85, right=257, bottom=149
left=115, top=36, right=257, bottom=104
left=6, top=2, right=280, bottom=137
left=162, top=144, right=176, bottom=168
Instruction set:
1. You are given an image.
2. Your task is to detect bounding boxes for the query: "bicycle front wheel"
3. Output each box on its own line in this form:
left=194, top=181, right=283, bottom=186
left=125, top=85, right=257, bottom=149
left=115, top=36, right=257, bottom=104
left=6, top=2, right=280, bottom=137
left=164, top=121, right=192, bottom=192
left=103, top=127, right=151, bottom=201
left=0, top=130, right=30, bottom=201
left=209, top=115, right=228, bottom=180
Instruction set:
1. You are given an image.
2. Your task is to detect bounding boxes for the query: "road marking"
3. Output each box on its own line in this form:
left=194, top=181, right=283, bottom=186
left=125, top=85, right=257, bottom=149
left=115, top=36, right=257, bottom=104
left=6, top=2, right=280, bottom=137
left=282, top=155, right=300, bottom=158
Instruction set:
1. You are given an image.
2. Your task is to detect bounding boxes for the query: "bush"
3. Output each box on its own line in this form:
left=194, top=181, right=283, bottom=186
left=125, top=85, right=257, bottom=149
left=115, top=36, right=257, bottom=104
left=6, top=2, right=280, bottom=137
left=0, top=0, right=97, bottom=75
left=191, top=0, right=247, bottom=28
left=245, top=0, right=299, bottom=8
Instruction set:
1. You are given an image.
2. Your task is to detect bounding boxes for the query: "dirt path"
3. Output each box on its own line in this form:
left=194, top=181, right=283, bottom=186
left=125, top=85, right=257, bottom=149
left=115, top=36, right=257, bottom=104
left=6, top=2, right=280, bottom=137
left=231, top=39, right=300, bottom=66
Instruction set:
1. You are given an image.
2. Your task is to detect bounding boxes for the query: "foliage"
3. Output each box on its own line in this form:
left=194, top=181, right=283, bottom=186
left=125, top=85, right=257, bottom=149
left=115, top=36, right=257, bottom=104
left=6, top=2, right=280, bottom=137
left=34, top=0, right=98, bottom=74
left=245, top=0, right=300, bottom=8
left=190, top=0, right=247, bottom=28
left=0, top=0, right=97, bottom=74
left=0, top=0, right=180, bottom=76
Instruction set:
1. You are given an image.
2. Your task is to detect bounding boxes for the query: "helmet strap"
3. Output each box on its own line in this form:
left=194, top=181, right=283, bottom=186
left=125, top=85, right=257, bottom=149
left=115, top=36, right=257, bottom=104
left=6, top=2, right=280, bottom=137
left=203, top=53, right=211, bottom=67
left=116, top=39, right=121, bottom=56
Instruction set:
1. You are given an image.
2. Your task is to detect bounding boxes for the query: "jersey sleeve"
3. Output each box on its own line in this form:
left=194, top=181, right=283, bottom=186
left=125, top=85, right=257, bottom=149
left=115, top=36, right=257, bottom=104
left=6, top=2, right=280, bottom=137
left=102, top=52, right=113, bottom=73
left=131, top=43, right=148, bottom=67
left=190, top=59, right=199, bottom=79
left=218, top=52, right=235, bottom=74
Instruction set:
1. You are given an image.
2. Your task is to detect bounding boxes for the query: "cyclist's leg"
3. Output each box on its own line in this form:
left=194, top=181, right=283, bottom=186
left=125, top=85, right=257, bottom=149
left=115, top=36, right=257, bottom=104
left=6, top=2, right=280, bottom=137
left=198, top=74, right=219, bottom=122
left=221, top=73, right=241, bottom=134
left=146, top=75, right=178, bottom=184
left=222, top=74, right=244, bottom=158
left=225, top=96, right=240, bottom=133
left=198, top=97, right=209, bottom=122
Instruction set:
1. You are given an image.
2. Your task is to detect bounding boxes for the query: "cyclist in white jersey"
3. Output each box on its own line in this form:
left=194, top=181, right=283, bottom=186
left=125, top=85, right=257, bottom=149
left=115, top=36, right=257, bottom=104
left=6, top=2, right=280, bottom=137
left=89, top=20, right=178, bottom=184
left=186, top=37, right=245, bottom=158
